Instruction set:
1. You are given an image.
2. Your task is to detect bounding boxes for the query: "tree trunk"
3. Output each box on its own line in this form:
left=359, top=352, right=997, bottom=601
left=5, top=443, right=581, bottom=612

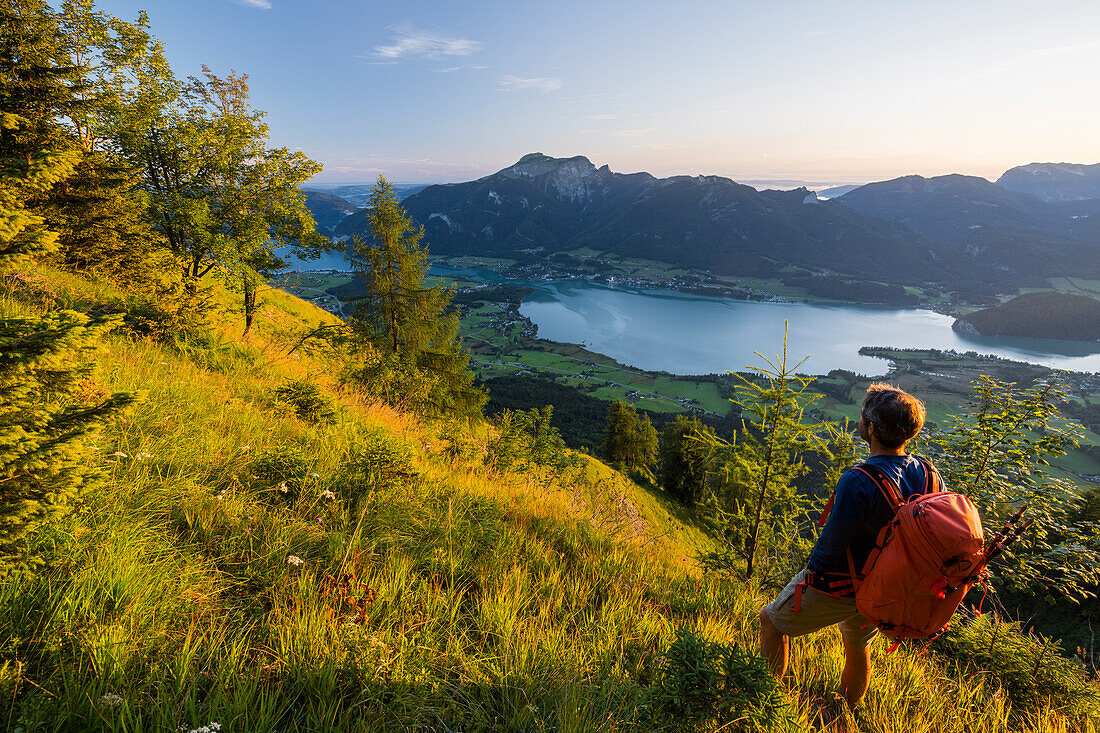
left=242, top=274, right=256, bottom=339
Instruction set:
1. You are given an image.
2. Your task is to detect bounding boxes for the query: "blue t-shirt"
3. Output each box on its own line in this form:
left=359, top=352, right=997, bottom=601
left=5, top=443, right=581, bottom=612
left=807, top=454, right=936, bottom=578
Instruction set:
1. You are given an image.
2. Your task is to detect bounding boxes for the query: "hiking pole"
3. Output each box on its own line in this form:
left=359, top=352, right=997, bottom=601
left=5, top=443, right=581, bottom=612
left=984, top=505, right=1028, bottom=556
left=984, top=517, right=1035, bottom=564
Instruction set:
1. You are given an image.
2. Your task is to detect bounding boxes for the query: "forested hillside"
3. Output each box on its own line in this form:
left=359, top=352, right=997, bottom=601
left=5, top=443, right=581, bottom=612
left=955, top=292, right=1100, bottom=341
left=2, top=2, right=1099, bottom=732
left=838, top=174, right=1100, bottom=281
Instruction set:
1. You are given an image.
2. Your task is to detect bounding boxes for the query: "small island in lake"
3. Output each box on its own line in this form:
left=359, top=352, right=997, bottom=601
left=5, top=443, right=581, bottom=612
left=953, top=291, right=1100, bottom=341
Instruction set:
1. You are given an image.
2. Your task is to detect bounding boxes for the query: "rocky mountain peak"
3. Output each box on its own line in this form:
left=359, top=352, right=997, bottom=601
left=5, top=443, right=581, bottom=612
left=503, top=152, right=602, bottom=202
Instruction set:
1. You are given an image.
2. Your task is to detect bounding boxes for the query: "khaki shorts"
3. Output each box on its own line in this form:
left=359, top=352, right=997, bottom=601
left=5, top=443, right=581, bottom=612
left=764, top=569, right=878, bottom=648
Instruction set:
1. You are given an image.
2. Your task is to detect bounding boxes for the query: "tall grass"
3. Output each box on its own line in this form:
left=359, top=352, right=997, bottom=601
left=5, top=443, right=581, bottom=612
left=0, top=266, right=1096, bottom=732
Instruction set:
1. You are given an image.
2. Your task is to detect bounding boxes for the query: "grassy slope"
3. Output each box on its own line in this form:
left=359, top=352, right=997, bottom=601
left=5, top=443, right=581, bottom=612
left=1, top=266, right=1095, bottom=732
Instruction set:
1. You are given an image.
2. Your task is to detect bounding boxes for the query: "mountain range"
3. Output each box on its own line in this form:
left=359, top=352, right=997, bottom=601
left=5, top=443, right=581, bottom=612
left=334, top=153, right=996, bottom=290
left=322, top=154, right=1100, bottom=295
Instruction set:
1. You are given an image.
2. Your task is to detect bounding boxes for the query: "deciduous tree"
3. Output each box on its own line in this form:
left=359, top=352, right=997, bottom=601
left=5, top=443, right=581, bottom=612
left=659, top=414, right=714, bottom=506
left=601, top=400, right=658, bottom=473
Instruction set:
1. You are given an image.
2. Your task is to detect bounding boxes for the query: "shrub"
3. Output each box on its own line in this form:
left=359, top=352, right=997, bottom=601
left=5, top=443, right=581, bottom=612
left=488, top=406, right=580, bottom=477
left=931, top=613, right=1100, bottom=720
left=435, top=419, right=485, bottom=465
left=271, top=379, right=338, bottom=426
left=926, top=376, right=1100, bottom=601
left=338, top=430, right=419, bottom=505
left=247, top=445, right=313, bottom=500
left=121, top=275, right=211, bottom=342
left=639, top=628, right=793, bottom=731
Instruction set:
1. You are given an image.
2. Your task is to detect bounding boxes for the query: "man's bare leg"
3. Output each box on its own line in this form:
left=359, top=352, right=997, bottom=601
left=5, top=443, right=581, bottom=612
left=758, top=608, right=789, bottom=678
left=839, top=636, right=870, bottom=708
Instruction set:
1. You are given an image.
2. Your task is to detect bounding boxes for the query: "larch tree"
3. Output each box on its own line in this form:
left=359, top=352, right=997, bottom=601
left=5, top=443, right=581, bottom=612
left=347, top=176, right=484, bottom=420
left=695, top=327, right=826, bottom=581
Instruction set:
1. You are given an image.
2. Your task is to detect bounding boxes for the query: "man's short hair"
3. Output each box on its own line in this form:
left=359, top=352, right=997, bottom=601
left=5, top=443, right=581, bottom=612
left=861, top=383, right=925, bottom=449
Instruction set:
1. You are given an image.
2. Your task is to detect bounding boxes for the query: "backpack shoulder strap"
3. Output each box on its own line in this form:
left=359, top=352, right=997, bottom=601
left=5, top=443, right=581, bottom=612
left=911, top=454, right=942, bottom=495
left=851, top=463, right=905, bottom=510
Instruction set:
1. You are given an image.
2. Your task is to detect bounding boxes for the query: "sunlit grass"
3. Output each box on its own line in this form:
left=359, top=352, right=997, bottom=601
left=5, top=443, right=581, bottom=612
left=0, top=266, right=1096, bottom=732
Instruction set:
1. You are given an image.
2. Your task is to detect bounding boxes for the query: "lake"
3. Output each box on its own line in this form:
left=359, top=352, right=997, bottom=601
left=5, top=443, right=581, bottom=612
left=430, top=267, right=1100, bottom=376
left=515, top=280, right=1100, bottom=375
left=290, top=260, right=1100, bottom=376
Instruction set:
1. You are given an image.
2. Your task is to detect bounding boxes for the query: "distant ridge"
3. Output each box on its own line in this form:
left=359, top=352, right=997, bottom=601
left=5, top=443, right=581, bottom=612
left=996, top=162, right=1100, bottom=203
left=838, top=174, right=1100, bottom=279
left=303, top=191, right=357, bottom=236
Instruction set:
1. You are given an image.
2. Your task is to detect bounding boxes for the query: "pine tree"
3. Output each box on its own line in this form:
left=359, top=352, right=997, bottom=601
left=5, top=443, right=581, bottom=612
left=347, top=176, right=483, bottom=419
left=0, top=1, right=133, bottom=578
left=43, top=151, right=167, bottom=285
left=0, top=310, right=134, bottom=578
left=0, top=0, right=81, bottom=267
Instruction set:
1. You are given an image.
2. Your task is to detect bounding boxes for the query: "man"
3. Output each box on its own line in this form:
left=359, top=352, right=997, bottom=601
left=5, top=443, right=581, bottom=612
left=758, top=383, right=932, bottom=708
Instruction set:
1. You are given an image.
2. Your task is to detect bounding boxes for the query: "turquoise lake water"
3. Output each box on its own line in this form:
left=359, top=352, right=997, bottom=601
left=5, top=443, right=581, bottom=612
left=514, top=279, right=1100, bottom=376
left=287, top=259, right=1100, bottom=376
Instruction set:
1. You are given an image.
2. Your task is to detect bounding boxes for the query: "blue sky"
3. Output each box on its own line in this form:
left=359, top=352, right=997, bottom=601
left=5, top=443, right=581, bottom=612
left=94, top=0, right=1100, bottom=185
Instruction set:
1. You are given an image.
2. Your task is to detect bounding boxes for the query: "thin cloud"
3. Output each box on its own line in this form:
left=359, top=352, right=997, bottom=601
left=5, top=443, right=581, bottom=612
left=614, top=128, right=654, bottom=137
left=497, top=75, right=563, bottom=93
left=558, top=92, right=627, bottom=103
left=232, top=0, right=272, bottom=8
left=586, top=113, right=621, bottom=120
left=432, top=64, right=489, bottom=73
left=372, top=25, right=483, bottom=61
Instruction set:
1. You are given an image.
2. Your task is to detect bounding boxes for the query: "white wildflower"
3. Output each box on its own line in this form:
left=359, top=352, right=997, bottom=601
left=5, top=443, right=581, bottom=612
left=308, top=472, right=320, bottom=478
left=179, top=723, right=221, bottom=733
left=239, top=445, right=251, bottom=452
left=286, top=555, right=304, bottom=567
left=111, top=451, right=128, bottom=458
left=321, top=489, right=336, bottom=500
left=97, top=692, right=124, bottom=709
left=277, top=482, right=290, bottom=494
left=135, top=452, right=153, bottom=460
left=527, top=703, right=538, bottom=714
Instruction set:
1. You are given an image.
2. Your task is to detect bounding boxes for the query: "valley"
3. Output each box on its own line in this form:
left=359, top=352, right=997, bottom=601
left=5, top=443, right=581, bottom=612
left=275, top=264, right=1100, bottom=483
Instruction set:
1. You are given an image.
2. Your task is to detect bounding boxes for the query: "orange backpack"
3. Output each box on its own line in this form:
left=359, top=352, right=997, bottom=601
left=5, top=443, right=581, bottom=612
left=851, top=458, right=986, bottom=641
left=804, top=456, right=989, bottom=643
